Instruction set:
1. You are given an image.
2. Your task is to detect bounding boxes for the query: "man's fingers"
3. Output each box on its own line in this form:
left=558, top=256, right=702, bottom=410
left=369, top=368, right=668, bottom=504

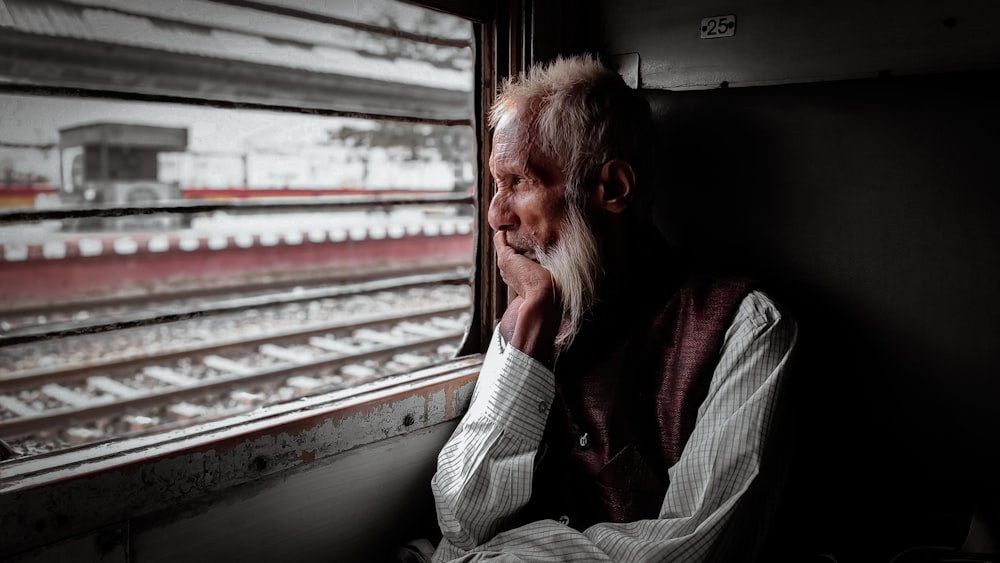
left=492, top=231, right=556, bottom=303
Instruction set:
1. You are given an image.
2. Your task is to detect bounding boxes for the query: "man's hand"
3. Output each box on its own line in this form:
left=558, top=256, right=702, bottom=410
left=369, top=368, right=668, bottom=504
left=495, top=231, right=562, bottom=366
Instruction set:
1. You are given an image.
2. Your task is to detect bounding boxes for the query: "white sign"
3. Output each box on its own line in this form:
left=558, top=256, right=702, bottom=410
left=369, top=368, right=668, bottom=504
left=700, top=15, right=736, bottom=39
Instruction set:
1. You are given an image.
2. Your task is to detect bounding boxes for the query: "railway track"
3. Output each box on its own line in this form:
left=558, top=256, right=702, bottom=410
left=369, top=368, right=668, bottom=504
left=0, top=277, right=472, bottom=459
left=0, top=267, right=471, bottom=346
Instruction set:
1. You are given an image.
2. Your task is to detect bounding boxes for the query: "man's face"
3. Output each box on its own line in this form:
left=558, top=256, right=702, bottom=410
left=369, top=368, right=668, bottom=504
left=487, top=111, right=569, bottom=258
left=488, top=109, right=603, bottom=346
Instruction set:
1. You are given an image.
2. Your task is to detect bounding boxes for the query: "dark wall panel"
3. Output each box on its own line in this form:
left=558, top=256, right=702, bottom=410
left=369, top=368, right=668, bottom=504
left=600, top=0, right=1000, bottom=90
left=645, top=71, right=1000, bottom=559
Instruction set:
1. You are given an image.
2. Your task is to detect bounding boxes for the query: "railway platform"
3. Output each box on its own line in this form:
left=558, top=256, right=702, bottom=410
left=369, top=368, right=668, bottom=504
left=0, top=212, right=474, bottom=309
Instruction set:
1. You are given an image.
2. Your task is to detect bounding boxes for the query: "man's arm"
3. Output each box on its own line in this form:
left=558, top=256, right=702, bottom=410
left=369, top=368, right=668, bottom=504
left=432, top=290, right=798, bottom=562
left=430, top=230, right=564, bottom=559
left=431, top=329, right=556, bottom=556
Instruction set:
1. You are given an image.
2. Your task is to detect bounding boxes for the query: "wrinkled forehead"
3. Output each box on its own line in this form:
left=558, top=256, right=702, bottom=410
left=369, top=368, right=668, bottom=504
left=489, top=109, right=532, bottom=167
left=489, top=103, right=563, bottom=183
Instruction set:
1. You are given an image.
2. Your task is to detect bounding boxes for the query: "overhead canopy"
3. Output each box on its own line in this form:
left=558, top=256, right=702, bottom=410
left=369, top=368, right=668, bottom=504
left=58, top=123, right=189, bottom=151
left=0, top=0, right=474, bottom=123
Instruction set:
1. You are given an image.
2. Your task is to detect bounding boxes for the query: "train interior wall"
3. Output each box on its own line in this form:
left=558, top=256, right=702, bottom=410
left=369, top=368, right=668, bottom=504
left=129, top=424, right=452, bottom=563
left=644, top=70, right=1000, bottom=561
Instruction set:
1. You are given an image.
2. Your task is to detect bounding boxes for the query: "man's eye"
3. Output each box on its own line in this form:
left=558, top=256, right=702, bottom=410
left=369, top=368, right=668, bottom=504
left=496, top=176, right=521, bottom=189
left=495, top=174, right=530, bottom=190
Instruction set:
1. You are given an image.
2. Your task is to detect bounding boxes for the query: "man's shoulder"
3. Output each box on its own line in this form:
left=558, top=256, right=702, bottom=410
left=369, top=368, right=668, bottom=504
left=675, top=266, right=755, bottom=311
left=650, top=242, right=796, bottom=325
left=673, top=264, right=797, bottom=330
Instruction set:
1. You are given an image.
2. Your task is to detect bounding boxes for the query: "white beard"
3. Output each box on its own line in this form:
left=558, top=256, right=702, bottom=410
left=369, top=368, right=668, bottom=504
left=535, top=203, right=602, bottom=351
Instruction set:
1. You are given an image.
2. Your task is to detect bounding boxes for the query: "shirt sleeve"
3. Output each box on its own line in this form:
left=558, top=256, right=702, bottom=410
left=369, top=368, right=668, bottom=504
left=432, top=290, right=799, bottom=562
left=431, top=328, right=557, bottom=555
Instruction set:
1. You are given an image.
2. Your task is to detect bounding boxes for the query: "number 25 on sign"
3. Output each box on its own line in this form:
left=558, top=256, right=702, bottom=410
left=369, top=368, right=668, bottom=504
left=700, top=15, right=736, bottom=39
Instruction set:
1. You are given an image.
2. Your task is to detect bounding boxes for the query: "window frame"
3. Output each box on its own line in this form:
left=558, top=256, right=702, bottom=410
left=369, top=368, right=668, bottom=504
left=0, top=0, right=529, bottom=557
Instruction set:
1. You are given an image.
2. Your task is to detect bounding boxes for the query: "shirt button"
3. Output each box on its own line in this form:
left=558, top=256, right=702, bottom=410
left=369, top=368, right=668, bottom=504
left=558, top=515, right=570, bottom=526
left=578, top=432, right=589, bottom=449
left=537, top=401, right=548, bottom=414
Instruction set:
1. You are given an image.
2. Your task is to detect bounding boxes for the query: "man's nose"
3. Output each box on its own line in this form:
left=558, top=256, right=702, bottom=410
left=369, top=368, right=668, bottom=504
left=487, top=194, right=516, bottom=232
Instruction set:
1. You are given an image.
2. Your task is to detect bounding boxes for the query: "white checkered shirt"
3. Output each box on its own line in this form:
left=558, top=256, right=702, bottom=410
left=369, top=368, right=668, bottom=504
left=431, top=290, right=798, bottom=562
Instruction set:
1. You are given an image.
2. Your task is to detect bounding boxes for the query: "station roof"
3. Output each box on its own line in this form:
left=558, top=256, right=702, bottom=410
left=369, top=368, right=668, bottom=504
left=0, top=0, right=474, bottom=122
left=58, top=122, right=189, bottom=151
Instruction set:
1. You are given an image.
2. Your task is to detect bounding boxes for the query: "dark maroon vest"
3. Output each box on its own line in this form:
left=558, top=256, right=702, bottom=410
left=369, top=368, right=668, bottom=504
left=523, top=256, right=752, bottom=531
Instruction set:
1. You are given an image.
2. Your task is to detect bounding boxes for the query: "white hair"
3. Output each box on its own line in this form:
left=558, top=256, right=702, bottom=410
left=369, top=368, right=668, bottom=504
left=489, top=53, right=655, bottom=211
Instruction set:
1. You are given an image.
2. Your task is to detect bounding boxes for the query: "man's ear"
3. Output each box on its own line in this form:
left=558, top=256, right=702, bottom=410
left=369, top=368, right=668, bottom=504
left=592, top=159, right=636, bottom=214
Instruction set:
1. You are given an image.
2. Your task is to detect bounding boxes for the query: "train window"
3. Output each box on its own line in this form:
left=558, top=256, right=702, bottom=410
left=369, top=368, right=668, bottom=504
left=0, top=0, right=478, bottom=460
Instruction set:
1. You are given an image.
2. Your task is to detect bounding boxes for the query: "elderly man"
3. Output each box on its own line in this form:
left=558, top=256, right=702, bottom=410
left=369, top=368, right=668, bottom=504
left=428, top=54, right=798, bottom=562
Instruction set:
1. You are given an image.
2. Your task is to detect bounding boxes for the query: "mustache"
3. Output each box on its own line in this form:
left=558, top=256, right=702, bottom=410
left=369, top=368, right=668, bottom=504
left=501, top=233, right=541, bottom=261
left=503, top=233, right=535, bottom=253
